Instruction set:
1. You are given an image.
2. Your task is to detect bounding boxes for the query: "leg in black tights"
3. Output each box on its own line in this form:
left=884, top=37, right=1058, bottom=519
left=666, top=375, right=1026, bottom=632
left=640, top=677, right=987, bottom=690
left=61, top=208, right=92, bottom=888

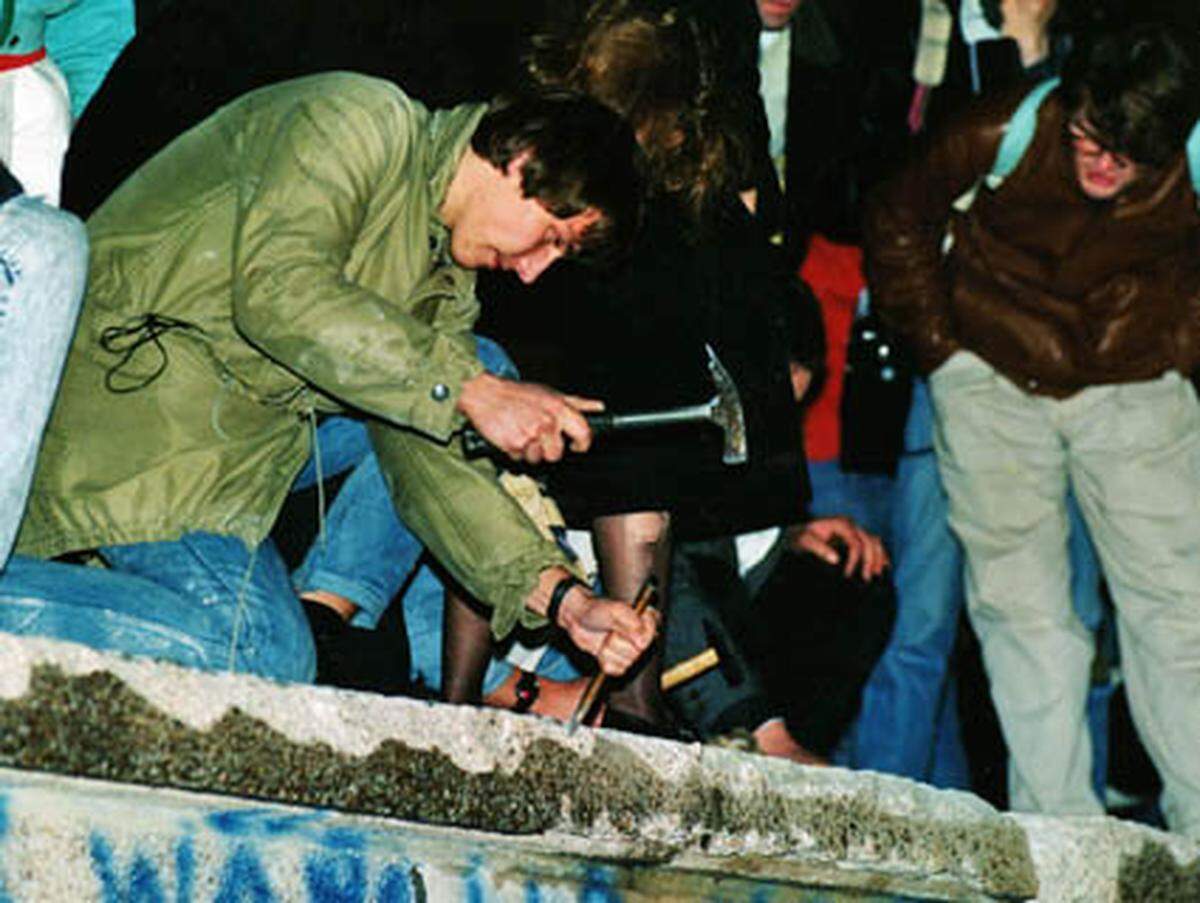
left=592, top=510, right=672, bottom=725
left=441, top=584, right=493, bottom=704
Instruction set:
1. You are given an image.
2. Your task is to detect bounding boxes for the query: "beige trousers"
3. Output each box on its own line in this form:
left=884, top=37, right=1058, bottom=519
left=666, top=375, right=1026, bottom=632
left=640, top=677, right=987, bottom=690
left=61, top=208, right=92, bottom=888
left=930, top=351, right=1200, bottom=839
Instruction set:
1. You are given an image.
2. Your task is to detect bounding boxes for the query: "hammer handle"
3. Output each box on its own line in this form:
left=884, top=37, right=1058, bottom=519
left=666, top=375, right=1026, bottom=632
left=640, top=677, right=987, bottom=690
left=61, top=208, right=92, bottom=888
left=566, top=576, right=658, bottom=734
left=461, top=413, right=608, bottom=458
left=660, top=647, right=720, bottom=691
left=460, top=403, right=714, bottom=458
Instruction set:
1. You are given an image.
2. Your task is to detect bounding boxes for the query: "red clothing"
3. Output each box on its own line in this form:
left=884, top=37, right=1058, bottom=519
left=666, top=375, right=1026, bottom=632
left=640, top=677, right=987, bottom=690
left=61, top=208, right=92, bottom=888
left=799, top=234, right=865, bottom=462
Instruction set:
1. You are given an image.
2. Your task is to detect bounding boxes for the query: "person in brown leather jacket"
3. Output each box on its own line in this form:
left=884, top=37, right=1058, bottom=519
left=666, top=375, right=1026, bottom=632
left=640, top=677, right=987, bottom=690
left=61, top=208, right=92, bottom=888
left=865, top=23, right=1200, bottom=839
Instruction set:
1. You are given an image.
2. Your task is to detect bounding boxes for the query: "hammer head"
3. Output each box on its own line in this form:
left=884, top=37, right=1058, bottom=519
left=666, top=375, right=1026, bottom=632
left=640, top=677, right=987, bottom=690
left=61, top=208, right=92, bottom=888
left=704, top=343, right=748, bottom=465
left=701, top=618, right=745, bottom=688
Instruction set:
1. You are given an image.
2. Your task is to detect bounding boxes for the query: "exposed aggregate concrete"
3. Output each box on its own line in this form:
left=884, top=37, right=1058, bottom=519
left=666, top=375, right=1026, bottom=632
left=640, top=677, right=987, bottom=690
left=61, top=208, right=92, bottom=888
left=0, top=634, right=1041, bottom=899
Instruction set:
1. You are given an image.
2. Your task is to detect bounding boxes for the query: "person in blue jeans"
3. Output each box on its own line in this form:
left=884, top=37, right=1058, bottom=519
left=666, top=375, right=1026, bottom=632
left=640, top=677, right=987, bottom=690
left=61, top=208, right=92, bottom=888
left=817, top=376, right=1110, bottom=797
left=0, top=162, right=86, bottom=564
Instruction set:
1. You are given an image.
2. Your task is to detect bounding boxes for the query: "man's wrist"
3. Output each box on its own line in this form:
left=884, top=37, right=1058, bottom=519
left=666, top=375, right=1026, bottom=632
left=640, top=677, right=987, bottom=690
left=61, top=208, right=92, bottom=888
left=456, top=370, right=496, bottom=416
left=529, top=566, right=591, bottom=627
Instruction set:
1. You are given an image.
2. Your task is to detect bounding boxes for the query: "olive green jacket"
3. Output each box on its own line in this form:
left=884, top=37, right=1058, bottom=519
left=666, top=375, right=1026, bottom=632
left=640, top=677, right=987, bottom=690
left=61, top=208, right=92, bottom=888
left=18, top=72, right=568, bottom=637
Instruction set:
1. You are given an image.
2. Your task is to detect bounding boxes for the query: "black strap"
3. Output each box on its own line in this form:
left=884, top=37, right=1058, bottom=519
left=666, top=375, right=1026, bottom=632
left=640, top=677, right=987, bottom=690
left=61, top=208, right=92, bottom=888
left=99, top=313, right=204, bottom=393
left=547, top=574, right=585, bottom=628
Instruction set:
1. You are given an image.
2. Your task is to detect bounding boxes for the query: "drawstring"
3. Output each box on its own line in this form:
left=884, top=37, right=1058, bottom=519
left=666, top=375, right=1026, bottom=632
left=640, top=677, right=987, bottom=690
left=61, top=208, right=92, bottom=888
left=227, top=543, right=259, bottom=673
left=308, top=408, right=327, bottom=549
left=99, top=313, right=204, bottom=393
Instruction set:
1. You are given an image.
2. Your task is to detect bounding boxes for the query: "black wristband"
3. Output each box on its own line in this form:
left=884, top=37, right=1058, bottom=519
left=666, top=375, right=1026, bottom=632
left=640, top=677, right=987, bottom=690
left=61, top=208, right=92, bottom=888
left=546, top=574, right=584, bottom=627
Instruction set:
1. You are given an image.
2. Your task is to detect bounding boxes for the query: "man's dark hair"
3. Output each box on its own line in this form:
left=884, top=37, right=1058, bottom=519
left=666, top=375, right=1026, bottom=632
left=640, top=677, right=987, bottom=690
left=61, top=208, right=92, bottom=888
left=1060, top=22, right=1199, bottom=168
left=471, top=90, right=645, bottom=264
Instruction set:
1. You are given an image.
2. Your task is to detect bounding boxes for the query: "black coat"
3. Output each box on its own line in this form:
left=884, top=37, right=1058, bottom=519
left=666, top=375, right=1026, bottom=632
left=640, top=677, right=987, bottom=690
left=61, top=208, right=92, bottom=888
left=67, top=0, right=817, bottom=536
left=755, top=0, right=918, bottom=256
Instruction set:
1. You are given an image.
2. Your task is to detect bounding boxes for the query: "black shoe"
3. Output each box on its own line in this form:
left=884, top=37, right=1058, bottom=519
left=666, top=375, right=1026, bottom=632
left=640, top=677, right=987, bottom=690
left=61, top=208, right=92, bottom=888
left=302, top=599, right=412, bottom=696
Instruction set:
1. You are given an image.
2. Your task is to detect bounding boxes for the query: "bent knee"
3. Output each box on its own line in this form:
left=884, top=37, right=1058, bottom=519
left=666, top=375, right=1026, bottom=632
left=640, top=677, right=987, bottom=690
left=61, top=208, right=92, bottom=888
left=602, top=511, right=671, bottom=547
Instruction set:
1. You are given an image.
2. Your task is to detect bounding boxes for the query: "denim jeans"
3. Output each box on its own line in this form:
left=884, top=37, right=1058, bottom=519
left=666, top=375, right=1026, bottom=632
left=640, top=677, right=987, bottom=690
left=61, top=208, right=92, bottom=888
left=1, top=522, right=316, bottom=681
left=0, top=195, right=86, bottom=565
left=814, top=378, right=1108, bottom=794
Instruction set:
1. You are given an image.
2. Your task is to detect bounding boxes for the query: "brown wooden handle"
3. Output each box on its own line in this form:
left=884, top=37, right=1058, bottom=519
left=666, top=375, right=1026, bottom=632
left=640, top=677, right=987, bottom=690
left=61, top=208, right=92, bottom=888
left=566, top=576, right=658, bottom=733
left=660, top=647, right=719, bottom=692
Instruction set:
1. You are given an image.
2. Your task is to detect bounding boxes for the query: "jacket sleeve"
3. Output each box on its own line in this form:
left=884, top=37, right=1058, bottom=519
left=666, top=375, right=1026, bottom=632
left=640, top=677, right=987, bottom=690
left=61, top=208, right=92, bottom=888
left=368, top=422, right=575, bottom=639
left=230, top=89, right=483, bottom=442
left=862, top=97, right=1010, bottom=373
left=45, top=0, right=135, bottom=120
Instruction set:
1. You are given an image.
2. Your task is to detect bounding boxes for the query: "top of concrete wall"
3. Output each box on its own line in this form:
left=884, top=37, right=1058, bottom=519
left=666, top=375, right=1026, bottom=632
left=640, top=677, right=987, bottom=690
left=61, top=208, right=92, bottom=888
left=0, top=633, right=1195, bottom=901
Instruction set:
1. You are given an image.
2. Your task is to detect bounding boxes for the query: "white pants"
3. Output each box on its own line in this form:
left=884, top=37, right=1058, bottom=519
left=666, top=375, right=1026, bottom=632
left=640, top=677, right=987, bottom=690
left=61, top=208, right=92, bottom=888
left=930, top=350, right=1200, bottom=839
left=0, top=56, right=71, bottom=205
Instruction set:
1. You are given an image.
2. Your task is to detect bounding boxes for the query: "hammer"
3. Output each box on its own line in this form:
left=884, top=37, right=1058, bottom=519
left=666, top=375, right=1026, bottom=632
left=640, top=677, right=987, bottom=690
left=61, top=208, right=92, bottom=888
left=660, top=619, right=744, bottom=692
left=461, top=343, right=749, bottom=465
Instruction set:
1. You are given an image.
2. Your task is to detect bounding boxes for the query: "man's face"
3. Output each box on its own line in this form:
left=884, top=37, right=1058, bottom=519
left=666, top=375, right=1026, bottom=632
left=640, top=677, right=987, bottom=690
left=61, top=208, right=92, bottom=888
left=1067, top=118, right=1143, bottom=201
left=449, top=152, right=601, bottom=284
left=757, top=0, right=803, bottom=30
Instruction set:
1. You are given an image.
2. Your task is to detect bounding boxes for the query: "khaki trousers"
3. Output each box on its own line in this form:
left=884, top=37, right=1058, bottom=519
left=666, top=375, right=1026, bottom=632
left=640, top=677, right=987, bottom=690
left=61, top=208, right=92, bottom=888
left=930, top=351, right=1200, bottom=839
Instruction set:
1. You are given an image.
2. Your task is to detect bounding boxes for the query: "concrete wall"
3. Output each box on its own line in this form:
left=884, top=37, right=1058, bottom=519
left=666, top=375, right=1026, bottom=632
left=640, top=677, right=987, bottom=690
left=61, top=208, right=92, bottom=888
left=0, top=633, right=1195, bottom=901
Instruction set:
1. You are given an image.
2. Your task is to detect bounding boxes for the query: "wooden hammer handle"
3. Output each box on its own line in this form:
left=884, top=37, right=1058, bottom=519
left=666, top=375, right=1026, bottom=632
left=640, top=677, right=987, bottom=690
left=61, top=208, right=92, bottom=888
left=566, top=576, right=658, bottom=733
left=660, top=647, right=720, bottom=692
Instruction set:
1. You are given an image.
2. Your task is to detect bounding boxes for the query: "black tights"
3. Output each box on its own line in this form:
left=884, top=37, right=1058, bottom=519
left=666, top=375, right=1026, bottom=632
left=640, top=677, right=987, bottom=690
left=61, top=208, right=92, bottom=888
left=439, top=510, right=672, bottom=723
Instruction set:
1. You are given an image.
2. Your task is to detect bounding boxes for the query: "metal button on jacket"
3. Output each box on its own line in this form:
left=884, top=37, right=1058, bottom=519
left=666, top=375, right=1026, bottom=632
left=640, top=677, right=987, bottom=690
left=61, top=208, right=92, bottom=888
left=430, top=382, right=450, bottom=402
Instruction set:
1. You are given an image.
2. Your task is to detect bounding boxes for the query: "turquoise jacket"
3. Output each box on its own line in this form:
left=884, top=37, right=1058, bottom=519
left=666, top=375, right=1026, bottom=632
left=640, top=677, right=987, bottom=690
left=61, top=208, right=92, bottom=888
left=1, top=0, right=134, bottom=118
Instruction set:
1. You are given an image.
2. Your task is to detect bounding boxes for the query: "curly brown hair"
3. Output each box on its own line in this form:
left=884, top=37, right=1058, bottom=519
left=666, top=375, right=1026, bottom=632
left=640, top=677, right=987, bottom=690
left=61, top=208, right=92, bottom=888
left=525, top=0, right=739, bottom=217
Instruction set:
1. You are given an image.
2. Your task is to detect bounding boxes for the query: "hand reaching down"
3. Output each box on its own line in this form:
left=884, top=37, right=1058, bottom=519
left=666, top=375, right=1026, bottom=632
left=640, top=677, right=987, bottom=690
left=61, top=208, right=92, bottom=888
left=787, top=516, right=890, bottom=580
left=548, top=579, right=660, bottom=677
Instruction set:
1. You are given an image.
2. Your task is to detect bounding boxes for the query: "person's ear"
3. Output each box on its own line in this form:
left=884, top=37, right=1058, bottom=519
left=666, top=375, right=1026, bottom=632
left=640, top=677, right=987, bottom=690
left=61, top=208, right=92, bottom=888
left=503, top=149, right=534, bottom=182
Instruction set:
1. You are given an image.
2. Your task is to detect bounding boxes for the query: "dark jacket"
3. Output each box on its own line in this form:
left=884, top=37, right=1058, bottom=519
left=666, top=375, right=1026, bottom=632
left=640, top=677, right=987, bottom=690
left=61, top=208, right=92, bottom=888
left=479, top=193, right=814, bottom=535
left=865, top=86, right=1200, bottom=396
left=62, top=0, right=549, bottom=216
left=756, top=0, right=918, bottom=258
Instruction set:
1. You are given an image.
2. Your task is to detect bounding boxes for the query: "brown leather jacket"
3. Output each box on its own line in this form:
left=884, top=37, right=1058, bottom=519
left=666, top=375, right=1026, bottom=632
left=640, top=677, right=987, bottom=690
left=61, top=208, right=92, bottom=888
left=864, top=85, right=1200, bottom=397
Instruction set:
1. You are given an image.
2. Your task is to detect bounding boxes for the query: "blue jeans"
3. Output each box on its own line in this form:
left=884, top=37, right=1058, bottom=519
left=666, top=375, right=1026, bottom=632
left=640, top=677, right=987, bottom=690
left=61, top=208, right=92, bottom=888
left=0, top=195, right=86, bottom=565
left=0, top=532, right=317, bottom=681
left=814, top=379, right=1109, bottom=793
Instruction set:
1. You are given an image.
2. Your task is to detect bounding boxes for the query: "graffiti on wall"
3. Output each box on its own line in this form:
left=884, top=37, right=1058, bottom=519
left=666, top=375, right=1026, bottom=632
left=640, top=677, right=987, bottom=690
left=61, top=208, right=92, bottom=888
left=0, top=793, right=628, bottom=903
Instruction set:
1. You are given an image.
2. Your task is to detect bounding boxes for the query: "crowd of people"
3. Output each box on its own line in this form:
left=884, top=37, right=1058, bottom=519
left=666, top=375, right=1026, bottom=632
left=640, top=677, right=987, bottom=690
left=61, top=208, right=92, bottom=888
left=0, top=0, right=1198, bottom=842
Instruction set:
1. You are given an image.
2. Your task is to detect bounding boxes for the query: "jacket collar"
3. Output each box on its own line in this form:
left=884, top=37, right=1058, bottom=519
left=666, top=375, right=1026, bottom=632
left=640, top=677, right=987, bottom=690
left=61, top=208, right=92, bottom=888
left=425, top=102, right=488, bottom=262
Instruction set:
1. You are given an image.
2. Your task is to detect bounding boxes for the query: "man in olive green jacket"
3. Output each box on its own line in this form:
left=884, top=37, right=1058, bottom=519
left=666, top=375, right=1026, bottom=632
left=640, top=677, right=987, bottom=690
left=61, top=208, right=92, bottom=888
left=0, top=73, right=656, bottom=683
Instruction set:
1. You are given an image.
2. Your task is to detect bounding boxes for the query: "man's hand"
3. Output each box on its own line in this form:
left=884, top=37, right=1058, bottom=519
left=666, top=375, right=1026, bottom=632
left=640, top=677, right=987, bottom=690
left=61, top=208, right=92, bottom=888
left=787, top=516, right=890, bottom=580
left=530, top=568, right=659, bottom=676
left=457, top=372, right=604, bottom=464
